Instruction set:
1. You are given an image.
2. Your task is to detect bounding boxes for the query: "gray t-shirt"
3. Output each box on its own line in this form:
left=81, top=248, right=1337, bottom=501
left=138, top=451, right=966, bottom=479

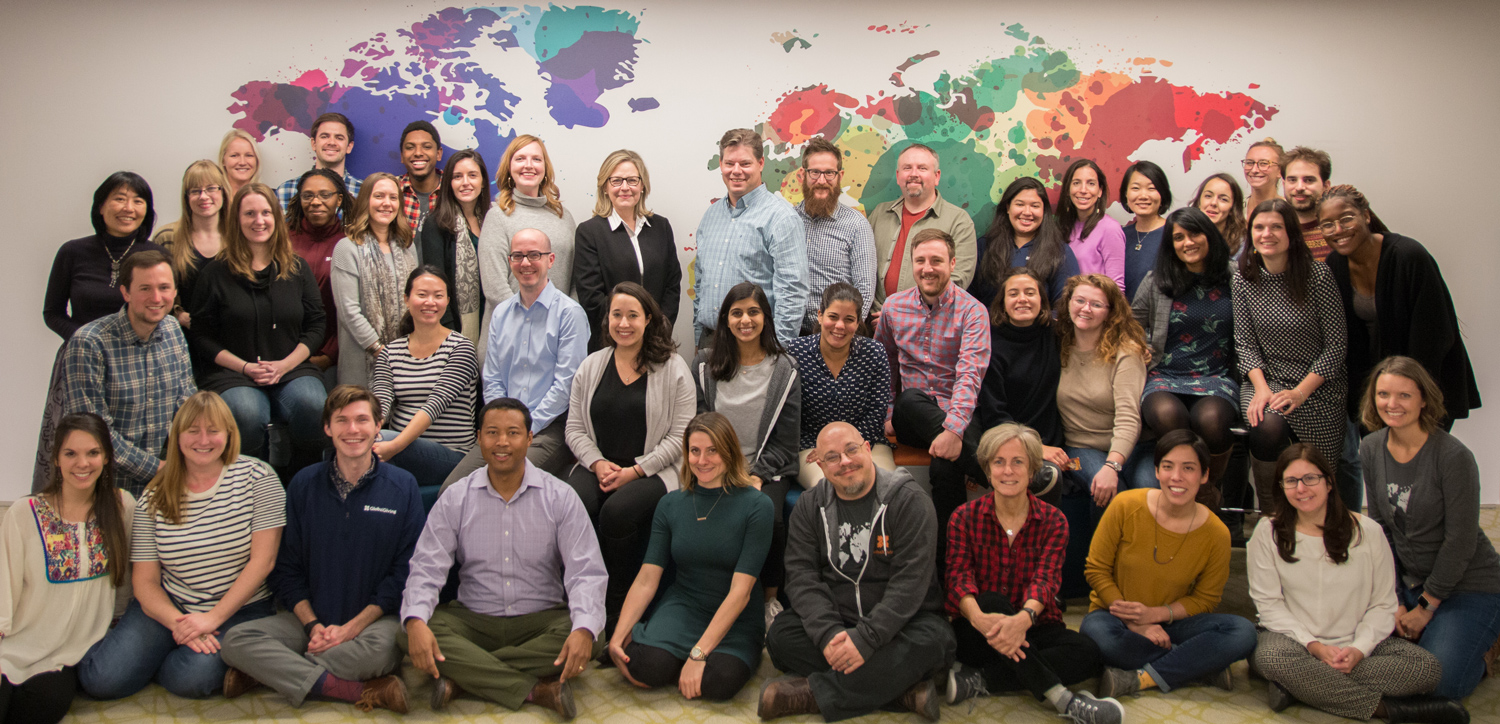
left=717, top=356, right=774, bottom=462
left=834, top=490, right=878, bottom=579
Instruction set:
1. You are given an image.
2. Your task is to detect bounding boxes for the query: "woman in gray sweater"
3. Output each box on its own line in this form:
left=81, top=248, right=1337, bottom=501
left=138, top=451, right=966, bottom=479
left=1360, top=355, right=1500, bottom=702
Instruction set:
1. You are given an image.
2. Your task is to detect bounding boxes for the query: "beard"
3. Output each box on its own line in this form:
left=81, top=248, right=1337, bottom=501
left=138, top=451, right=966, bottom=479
left=802, top=179, right=840, bottom=218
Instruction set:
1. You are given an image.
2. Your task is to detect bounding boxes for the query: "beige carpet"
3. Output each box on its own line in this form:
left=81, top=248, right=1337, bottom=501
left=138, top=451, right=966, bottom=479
left=60, top=508, right=1500, bottom=723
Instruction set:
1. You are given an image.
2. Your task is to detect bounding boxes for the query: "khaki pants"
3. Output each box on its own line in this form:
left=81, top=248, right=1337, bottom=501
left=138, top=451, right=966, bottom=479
left=797, top=445, right=897, bottom=488
left=221, top=611, right=402, bottom=706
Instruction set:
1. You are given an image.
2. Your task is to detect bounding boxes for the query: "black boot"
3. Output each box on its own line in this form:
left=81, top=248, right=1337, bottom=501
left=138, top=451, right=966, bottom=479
left=1383, top=695, right=1470, bottom=724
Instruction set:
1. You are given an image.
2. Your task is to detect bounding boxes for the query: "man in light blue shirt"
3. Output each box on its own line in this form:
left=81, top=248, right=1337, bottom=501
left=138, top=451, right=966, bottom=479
left=441, top=228, right=589, bottom=485
left=693, top=128, right=809, bottom=346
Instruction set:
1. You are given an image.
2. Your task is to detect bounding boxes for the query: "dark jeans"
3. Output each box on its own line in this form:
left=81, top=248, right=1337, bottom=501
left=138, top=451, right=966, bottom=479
left=766, top=609, right=955, bottom=722
left=1337, top=419, right=1364, bottom=511
left=565, top=465, right=668, bottom=635
left=623, top=641, right=753, bottom=701
left=378, top=431, right=464, bottom=509
left=77, top=597, right=276, bottom=700
left=891, top=388, right=981, bottom=561
left=1396, top=584, right=1500, bottom=699
left=952, top=592, right=1101, bottom=698
left=1080, top=609, right=1256, bottom=692
left=219, top=376, right=329, bottom=473
left=0, top=667, right=76, bottom=724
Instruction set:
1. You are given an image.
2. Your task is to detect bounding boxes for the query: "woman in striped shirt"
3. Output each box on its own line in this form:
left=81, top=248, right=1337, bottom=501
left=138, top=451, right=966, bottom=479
left=371, top=265, right=478, bottom=507
left=77, top=391, right=284, bottom=700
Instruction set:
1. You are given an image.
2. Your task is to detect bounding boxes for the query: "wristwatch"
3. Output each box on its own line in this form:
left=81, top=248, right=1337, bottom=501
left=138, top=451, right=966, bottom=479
left=1417, top=594, right=1435, bottom=611
left=689, top=646, right=708, bottom=662
left=1102, top=460, right=1124, bottom=474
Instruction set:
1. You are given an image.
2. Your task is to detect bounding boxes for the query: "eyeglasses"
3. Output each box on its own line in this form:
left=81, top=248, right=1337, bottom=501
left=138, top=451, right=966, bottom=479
left=299, top=191, right=339, bottom=203
left=1280, top=473, right=1327, bottom=489
left=1070, top=297, right=1108, bottom=311
left=1241, top=159, right=1278, bottom=171
left=188, top=186, right=222, bottom=198
left=818, top=443, right=865, bottom=466
left=1317, top=214, right=1360, bottom=235
left=508, top=251, right=550, bottom=263
left=607, top=176, right=642, bottom=188
left=804, top=169, right=840, bottom=180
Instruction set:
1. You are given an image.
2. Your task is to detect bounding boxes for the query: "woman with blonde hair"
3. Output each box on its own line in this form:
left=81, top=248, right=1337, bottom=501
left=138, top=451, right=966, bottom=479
left=1242, top=138, right=1284, bottom=217
left=187, top=184, right=327, bottom=470
left=607, top=412, right=772, bottom=701
left=331, top=172, right=419, bottom=387
left=477, top=135, right=577, bottom=342
left=218, top=129, right=262, bottom=199
left=573, top=149, right=682, bottom=351
left=77, top=392, right=284, bottom=700
left=154, top=160, right=228, bottom=328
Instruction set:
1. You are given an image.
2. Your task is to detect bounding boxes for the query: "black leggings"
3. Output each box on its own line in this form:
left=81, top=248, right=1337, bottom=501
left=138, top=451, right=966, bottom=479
left=1245, top=410, right=1296, bottom=461
left=623, top=641, right=754, bottom=701
left=1141, top=392, right=1238, bottom=453
left=758, top=476, right=789, bottom=590
left=1, top=667, right=77, bottom=724
left=566, top=467, right=669, bottom=635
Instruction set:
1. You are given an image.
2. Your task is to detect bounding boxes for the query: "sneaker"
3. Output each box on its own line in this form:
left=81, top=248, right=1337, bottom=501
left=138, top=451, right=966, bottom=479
left=899, top=679, right=940, bottom=722
left=946, top=662, right=990, bottom=705
left=1208, top=666, right=1234, bottom=691
left=1266, top=680, right=1293, bottom=713
left=1096, top=667, right=1141, bottom=699
left=1062, top=691, right=1125, bottom=724
left=758, top=676, right=819, bottom=720
left=765, top=598, right=784, bottom=631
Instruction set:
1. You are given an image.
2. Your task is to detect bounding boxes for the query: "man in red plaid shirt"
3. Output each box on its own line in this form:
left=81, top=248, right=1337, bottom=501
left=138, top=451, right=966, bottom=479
left=397, top=121, right=443, bottom=231
left=873, top=228, right=991, bottom=558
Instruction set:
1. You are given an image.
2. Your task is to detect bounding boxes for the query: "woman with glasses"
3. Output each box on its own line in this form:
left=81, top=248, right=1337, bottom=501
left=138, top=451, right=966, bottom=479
left=1360, top=356, right=1500, bottom=703
left=1321, top=186, right=1478, bottom=430
left=155, top=161, right=228, bottom=329
left=1248, top=443, right=1459, bottom=722
left=287, top=169, right=352, bottom=378
left=1242, top=138, right=1284, bottom=217
left=574, top=150, right=682, bottom=351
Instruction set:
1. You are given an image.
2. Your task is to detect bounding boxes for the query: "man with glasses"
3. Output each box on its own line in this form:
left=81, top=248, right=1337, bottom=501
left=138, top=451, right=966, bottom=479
left=443, top=228, right=588, bottom=485
left=797, top=139, right=876, bottom=335
left=760, top=421, right=954, bottom=721
left=1282, top=146, right=1333, bottom=262
left=276, top=112, right=362, bottom=210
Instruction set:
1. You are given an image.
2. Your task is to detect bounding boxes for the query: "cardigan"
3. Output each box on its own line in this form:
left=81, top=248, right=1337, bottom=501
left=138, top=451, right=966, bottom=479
left=187, top=256, right=326, bottom=393
left=565, top=350, right=695, bottom=491
left=43, top=234, right=167, bottom=341
left=693, top=350, right=802, bottom=481
left=329, top=236, right=421, bottom=388
left=571, top=213, right=682, bottom=352
left=1326, top=233, right=1479, bottom=422
left=416, top=216, right=481, bottom=336
left=977, top=321, right=1064, bottom=446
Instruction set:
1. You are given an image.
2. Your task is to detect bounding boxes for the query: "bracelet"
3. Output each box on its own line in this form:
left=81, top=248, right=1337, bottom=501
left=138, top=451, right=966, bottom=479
left=1021, top=607, right=1037, bottom=624
left=241, top=361, right=250, bottom=375
left=634, top=465, right=645, bottom=478
left=1165, top=606, right=1175, bottom=625
left=303, top=619, right=321, bottom=636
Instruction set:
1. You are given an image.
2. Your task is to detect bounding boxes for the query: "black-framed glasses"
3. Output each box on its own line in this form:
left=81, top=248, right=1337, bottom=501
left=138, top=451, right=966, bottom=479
left=1281, top=473, right=1327, bottom=489
left=804, top=169, right=840, bottom=180
left=299, top=191, right=339, bottom=203
left=188, top=186, right=223, bottom=198
left=508, top=251, right=550, bottom=263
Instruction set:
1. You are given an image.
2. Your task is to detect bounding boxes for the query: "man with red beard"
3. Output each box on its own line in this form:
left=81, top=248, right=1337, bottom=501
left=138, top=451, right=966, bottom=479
left=1281, top=146, right=1333, bottom=262
left=796, top=139, right=876, bottom=335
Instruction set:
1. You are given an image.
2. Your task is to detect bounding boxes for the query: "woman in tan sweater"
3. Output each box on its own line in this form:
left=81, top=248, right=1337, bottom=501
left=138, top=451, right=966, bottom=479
left=1053, top=273, right=1148, bottom=597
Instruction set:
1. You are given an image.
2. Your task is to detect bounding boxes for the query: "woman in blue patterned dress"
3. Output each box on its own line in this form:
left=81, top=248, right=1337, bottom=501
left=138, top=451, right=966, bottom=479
left=1130, top=207, right=1238, bottom=492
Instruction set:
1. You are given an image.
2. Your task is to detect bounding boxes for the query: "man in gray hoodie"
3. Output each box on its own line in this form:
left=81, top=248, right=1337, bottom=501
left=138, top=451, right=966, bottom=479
left=759, top=422, right=955, bottom=721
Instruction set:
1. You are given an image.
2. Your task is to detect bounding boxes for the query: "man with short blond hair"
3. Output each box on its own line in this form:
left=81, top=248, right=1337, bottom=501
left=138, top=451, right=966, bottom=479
left=797, top=138, right=875, bottom=333
left=867, top=144, right=977, bottom=318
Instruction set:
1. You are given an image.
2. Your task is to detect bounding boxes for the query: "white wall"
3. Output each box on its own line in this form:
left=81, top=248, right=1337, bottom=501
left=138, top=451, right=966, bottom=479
left=4, top=0, right=1497, bottom=501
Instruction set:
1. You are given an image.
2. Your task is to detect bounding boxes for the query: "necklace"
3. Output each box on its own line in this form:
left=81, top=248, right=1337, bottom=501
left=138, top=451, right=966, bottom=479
left=102, top=237, right=138, bottom=287
left=1129, top=226, right=1146, bottom=251
left=1151, top=493, right=1197, bottom=564
left=693, top=487, right=726, bottom=521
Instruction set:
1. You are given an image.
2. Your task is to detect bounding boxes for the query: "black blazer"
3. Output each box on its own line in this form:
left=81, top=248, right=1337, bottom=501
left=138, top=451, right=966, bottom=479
left=417, top=218, right=482, bottom=335
left=188, top=256, right=326, bottom=394
left=572, top=214, right=682, bottom=351
left=1327, top=232, right=1480, bottom=422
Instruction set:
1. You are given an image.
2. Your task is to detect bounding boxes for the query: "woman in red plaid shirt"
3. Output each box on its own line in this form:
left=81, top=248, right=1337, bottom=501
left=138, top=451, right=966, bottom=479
left=944, top=423, right=1122, bottom=723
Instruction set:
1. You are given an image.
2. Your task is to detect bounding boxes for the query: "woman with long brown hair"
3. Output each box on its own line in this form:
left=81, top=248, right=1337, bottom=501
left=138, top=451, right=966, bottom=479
left=155, top=160, right=229, bottom=329
left=418, top=149, right=491, bottom=344
left=1190, top=173, right=1247, bottom=257
left=1, top=413, right=133, bottom=724
left=1057, top=160, right=1125, bottom=292
left=331, top=172, right=419, bottom=387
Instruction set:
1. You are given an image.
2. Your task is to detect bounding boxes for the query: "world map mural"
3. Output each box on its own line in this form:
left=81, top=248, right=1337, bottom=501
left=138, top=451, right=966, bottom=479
left=227, top=4, right=1276, bottom=230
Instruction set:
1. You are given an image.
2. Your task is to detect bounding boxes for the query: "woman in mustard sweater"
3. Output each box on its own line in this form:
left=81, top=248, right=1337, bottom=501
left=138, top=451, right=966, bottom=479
left=1080, top=429, right=1256, bottom=698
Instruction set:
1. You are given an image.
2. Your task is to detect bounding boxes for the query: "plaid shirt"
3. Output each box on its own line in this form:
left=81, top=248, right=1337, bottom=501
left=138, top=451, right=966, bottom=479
left=798, top=201, right=876, bottom=324
left=945, top=492, right=1068, bottom=625
left=873, top=283, right=990, bottom=435
left=62, top=311, right=197, bottom=493
left=400, top=174, right=441, bottom=232
left=329, top=452, right=381, bottom=500
left=275, top=169, right=364, bottom=211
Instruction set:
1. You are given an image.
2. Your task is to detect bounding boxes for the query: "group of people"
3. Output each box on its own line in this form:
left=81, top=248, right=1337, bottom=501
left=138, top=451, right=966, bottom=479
left=7, top=115, right=1493, bottom=724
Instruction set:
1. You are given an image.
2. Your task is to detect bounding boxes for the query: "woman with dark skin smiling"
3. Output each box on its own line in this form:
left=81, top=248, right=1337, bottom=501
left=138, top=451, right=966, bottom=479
left=1191, top=173, right=1247, bottom=257
left=1321, top=186, right=1479, bottom=430
left=287, top=169, right=352, bottom=378
left=968, top=177, right=1080, bottom=305
left=418, top=150, right=490, bottom=345
left=1120, top=161, right=1171, bottom=301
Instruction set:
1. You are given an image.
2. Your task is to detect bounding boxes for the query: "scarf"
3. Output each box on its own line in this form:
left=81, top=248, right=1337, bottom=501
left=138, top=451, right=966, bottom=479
left=354, top=233, right=417, bottom=373
left=450, top=214, right=481, bottom=318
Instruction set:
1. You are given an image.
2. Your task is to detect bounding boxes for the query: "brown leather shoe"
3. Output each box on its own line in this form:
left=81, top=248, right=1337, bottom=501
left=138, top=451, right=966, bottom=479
left=529, top=677, right=577, bottom=720
left=757, top=676, right=819, bottom=720
left=355, top=674, right=409, bottom=714
left=222, top=667, right=261, bottom=699
left=901, top=678, right=940, bottom=722
left=430, top=676, right=462, bottom=711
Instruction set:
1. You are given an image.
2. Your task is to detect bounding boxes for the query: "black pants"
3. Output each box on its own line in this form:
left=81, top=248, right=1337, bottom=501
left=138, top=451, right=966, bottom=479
left=890, top=389, right=982, bottom=561
left=1, top=667, right=77, bottom=724
left=565, top=467, right=668, bottom=635
left=759, top=476, right=790, bottom=590
left=623, top=641, right=753, bottom=701
left=952, top=592, right=1101, bottom=698
left=766, top=609, right=955, bottom=722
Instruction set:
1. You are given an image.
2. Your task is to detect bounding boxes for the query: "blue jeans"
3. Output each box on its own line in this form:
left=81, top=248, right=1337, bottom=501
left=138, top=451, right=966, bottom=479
left=220, top=376, right=328, bottom=469
left=378, top=430, right=464, bottom=510
left=77, top=597, right=275, bottom=699
left=1397, top=585, right=1500, bottom=699
left=1080, top=609, right=1257, bottom=691
left=1057, top=445, right=1155, bottom=598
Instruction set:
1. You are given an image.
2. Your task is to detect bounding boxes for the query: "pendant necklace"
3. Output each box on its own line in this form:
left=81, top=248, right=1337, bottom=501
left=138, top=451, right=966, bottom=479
left=1129, top=227, right=1146, bottom=252
left=693, top=487, right=726, bottom=521
left=103, top=237, right=137, bottom=288
left=1151, top=494, right=1197, bottom=564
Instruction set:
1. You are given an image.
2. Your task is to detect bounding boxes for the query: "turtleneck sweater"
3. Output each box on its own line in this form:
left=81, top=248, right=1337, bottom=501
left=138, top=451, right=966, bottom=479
left=44, top=233, right=166, bottom=341
left=475, top=191, right=577, bottom=326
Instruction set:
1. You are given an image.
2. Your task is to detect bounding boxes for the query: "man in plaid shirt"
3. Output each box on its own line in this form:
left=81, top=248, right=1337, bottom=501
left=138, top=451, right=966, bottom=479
left=62, top=251, right=197, bottom=494
left=274, top=112, right=363, bottom=211
left=873, top=228, right=991, bottom=554
left=398, top=121, right=443, bottom=231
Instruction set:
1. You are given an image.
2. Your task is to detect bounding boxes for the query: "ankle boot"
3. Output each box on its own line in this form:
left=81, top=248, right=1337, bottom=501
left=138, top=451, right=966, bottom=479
left=1250, top=455, right=1278, bottom=515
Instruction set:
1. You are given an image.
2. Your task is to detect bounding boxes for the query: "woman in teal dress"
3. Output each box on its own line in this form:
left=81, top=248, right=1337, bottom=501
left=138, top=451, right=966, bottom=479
left=607, top=411, right=773, bottom=700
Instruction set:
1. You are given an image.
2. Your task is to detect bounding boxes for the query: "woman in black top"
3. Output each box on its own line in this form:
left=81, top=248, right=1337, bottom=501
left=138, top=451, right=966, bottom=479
left=977, top=268, right=1066, bottom=497
left=1321, top=186, right=1479, bottom=429
left=417, top=150, right=489, bottom=345
left=189, top=183, right=327, bottom=471
left=968, top=177, right=1080, bottom=306
left=35, top=172, right=165, bottom=491
left=573, top=150, right=682, bottom=351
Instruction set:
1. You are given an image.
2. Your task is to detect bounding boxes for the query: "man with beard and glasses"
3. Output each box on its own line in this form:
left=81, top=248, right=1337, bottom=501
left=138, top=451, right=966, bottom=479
left=1281, top=146, right=1333, bottom=262
left=796, top=139, right=875, bottom=335
left=866, top=144, right=976, bottom=323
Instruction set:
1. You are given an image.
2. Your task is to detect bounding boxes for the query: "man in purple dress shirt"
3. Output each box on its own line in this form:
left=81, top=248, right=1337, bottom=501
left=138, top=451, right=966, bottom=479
left=399, top=398, right=607, bottom=718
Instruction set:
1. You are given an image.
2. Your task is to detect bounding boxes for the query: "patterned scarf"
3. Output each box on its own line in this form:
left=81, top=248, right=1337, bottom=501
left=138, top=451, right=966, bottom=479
left=355, top=233, right=418, bottom=372
left=450, top=214, right=481, bottom=317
